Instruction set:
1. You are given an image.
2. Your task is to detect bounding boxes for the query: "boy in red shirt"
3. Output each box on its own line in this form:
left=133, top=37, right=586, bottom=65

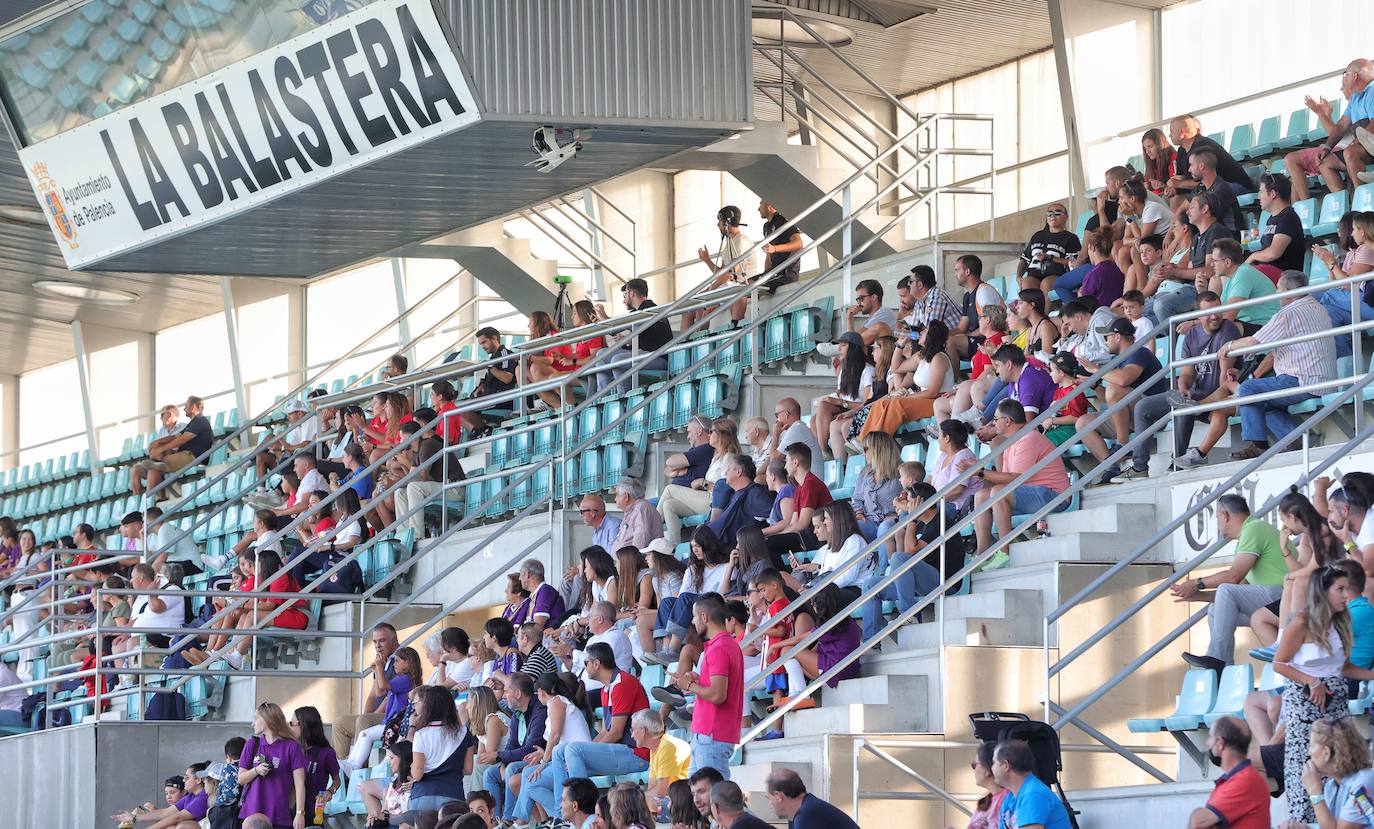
left=1042, top=352, right=1090, bottom=446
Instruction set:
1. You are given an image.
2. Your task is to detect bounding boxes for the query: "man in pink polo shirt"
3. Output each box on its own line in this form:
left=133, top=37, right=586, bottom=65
left=972, top=399, right=1070, bottom=556
left=682, top=594, right=744, bottom=780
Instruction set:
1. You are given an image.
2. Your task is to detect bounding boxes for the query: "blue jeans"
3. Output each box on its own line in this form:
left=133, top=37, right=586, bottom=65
left=511, top=761, right=551, bottom=821
left=980, top=379, right=1009, bottom=422
left=1319, top=289, right=1374, bottom=358
left=689, top=732, right=734, bottom=780
left=1238, top=374, right=1312, bottom=443
left=1227, top=180, right=1254, bottom=196
left=860, top=551, right=941, bottom=640
left=484, top=759, right=528, bottom=819
left=409, top=795, right=459, bottom=812
left=537, top=741, right=650, bottom=816
left=857, top=518, right=897, bottom=573
left=1011, top=485, right=1070, bottom=515
left=1145, top=286, right=1197, bottom=328
left=1053, top=264, right=1093, bottom=305
left=668, top=592, right=699, bottom=638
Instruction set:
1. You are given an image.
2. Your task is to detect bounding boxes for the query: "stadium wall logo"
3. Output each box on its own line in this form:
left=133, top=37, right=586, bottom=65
left=31, top=163, right=78, bottom=249
left=18, top=0, right=480, bottom=269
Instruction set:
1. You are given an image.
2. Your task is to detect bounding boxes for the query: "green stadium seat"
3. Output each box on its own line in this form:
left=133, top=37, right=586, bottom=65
left=578, top=449, right=601, bottom=496
left=1227, top=123, right=1256, bottom=159
left=161, top=18, right=186, bottom=43
left=829, top=454, right=866, bottom=500
left=648, top=383, right=672, bottom=433
left=1202, top=664, right=1254, bottom=725
left=1236, top=165, right=1265, bottom=207
left=1128, top=668, right=1215, bottom=733
left=1354, top=183, right=1374, bottom=213
left=1243, top=210, right=1270, bottom=252
left=671, top=382, right=695, bottom=429
left=37, top=45, right=73, bottom=72
left=1245, top=117, right=1281, bottom=159
left=115, top=18, right=146, bottom=43
left=763, top=315, right=789, bottom=363
left=1291, top=198, right=1317, bottom=233
left=697, top=374, right=725, bottom=419
left=1310, top=246, right=1334, bottom=284
left=131, top=0, right=158, bottom=23
left=81, top=2, right=111, bottom=23
left=1307, top=99, right=1342, bottom=142
left=95, top=34, right=122, bottom=62
left=1074, top=210, right=1092, bottom=237
left=17, top=64, right=53, bottom=89
left=1311, top=190, right=1348, bottom=238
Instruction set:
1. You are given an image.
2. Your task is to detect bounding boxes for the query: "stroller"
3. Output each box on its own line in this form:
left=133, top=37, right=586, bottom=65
left=969, top=711, right=1081, bottom=829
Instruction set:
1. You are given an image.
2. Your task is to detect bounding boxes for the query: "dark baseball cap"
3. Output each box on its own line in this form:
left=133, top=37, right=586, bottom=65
left=1095, top=317, right=1136, bottom=338
left=1047, top=351, right=1087, bottom=378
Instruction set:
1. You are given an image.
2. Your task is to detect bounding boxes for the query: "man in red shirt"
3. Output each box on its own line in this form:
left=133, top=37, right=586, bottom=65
left=1190, top=716, right=1269, bottom=829
left=530, top=642, right=650, bottom=815
left=764, top=443, right=833, bottom=561
left=684, top=594, right=744, bottom=780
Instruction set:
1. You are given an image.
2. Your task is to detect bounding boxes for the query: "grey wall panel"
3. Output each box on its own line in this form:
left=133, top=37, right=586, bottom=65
left=445, top=0, right=753, bottom=124
left=0, top=723, right=95, bottom=829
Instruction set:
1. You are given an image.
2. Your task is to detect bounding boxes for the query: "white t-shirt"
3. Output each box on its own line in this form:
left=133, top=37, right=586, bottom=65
left=130, top=577, right=186, bottom=630
left=683, top=562, right=729, bottom=595
left=975, top=283, right=1004, bottom=311
left=412, top=724, right=466, bottom=769
left=836, top=365, right=875, bottom=403
left=1131, top=317, right=1153, bottom=342
left=574, top=627, right=635, bottom=687
left=1139, top=199, right=1173, bottom=234
left=285, top=415, right=320, bottom=447
left=779, top=420, right=823, bottom=465
left=429, top=658, right=476, bottom=689
left=254, top=529, right=283, bottom=555
left=298, top=468, right=325, bottom=497
left=1356, top=516, right=1374, bottom=551
left=334, top=519, right=363, bottom=545
left=717, top=232, right=757, bottom=281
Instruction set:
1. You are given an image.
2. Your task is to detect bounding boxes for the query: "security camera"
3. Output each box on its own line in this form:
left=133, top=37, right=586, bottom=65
left=528, top=126, right=586, bottom=173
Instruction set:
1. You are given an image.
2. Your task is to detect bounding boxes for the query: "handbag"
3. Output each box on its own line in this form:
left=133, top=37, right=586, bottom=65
left=380, top=699, right=414, bottom=750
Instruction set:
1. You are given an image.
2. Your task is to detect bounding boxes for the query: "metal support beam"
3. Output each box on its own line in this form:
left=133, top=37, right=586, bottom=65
left=392, top=258, right=413, bottom=360
left=219, top=277, right=248, bottom=423
left=581, top=189, right=606, bottom=301
left=70, top=320, right=100, bottom=476
left=1047, top=0, right=1089, bottom=217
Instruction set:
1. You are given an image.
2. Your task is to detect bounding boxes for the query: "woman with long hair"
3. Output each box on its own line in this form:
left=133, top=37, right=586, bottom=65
left=550, top=299, right=607, bottom=374
left=463, top=686, right=508, bottom=797
left=658, top=418, right=741, bottom=545
left=1250, top=490, right=1347, bottom=654
left=1313, top=210, right=1374, bottom=326
left=1114, top=177, right=1172, bottom=281
left=237, top=701, right=307, bottom=829
left=830, top=335, right=897, bottom=459
left=557, top=546, right=617, bottom=643
left=650, top=526, right=731, bottom=662
left=608, top=782, right=655, bottom=829
left=612, top=546, right=652, bottom=621
left=858, top=320, right=954, bottom=439
left=635, top=542, right=687, bottom=654
left=292, top=706, right=341, bottom=823
left=408, top=685, right=476, bottom=812
left=776, top=583, right=862, bottom=711
left=1140, top=127, right=1176, bottom=195
left=523, top=310, right=575, bottom=409
left=850, top=432, right=902, bottom=564
left=665, top=779, right=702, bottom=829
left=512, top=671, right=595, bottom=823
left=811, top=332, right=874, bottom=457
left=933, top=306, right=1010, bottom=427
left=227, top=549, right=310, bottom=669
left=341, top=647, right=422, bottom=776
left=361, top=740, right=412, bottom=829
left=789, top=502, right=873, bottom=597
left=1273, top=565, right=1374, bottom=822
left=722, top=524, right=772, bottom=600
left=964, top=741, right=1008, bottom=829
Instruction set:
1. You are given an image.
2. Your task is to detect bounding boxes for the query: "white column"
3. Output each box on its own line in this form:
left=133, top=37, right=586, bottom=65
left=70, top=321, right=100, bottom=475
left=392, top=258, right=413, bottom=362
left=0, top=373, right=17, bottom=471
left=220, top=277, right=248, bottom=420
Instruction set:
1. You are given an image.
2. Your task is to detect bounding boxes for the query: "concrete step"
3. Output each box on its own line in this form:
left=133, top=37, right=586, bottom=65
left=782, top=698, right=929, bottom=737
left=729, top=759, right=814, bottom=793
left=893, top=589, right=1042, bottom=649
left=1046, top=502, right=1156, bottom=536
left=822, top=673, right=927, bottom=707
left=1008, top=530, right=1171, bottom=566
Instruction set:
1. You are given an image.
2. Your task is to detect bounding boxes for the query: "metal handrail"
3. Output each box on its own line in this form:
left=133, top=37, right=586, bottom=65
left=736, top=276, right=1371, bottom=748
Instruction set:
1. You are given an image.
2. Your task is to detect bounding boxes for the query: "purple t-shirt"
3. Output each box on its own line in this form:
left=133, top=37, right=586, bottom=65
left=1010, top=364, right=1055, bottom=415
left=384, top=675, right=415, bottom=723
left=239, top=737, right=306, bottom=825
left=496, top=649, right=522, bottom=675
left=304, top=746, right=340, bottom=807
left=1079, top=260, right=1124, bottom=307
left=530, top=582, right=565, bottom=625
left=176, top=791, right=209, bottom=821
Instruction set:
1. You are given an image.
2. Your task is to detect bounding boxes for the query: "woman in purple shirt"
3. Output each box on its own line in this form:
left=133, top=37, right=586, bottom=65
left=292, top=706, right=341, bottom=824
left=342, top=647, right=422, bottom=775
left=779, top=584, right=861, bottom=704
left=238, top=702, right=307, bottom=829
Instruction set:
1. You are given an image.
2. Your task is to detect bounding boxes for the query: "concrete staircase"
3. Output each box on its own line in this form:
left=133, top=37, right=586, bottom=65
left=732, top=494, right=1179, bottom=817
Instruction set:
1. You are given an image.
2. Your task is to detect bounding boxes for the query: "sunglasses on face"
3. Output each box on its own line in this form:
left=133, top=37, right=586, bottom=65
left=1046, top=210, right=1066, bottom=217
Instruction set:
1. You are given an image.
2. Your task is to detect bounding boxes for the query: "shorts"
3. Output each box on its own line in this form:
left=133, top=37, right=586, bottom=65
left=161, top=450, right=198, bottom=473
left=765, top=672, right=789, bottom=693
left=1010, top=484, right=1070, bottom=516
left=1042, top=425, right=1077, bottom=446
left=1289, top=144, right=1349, bottom=176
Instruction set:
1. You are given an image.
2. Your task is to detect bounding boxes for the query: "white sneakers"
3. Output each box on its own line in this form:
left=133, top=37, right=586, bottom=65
left=1175, top=447, right=1207, bottom=468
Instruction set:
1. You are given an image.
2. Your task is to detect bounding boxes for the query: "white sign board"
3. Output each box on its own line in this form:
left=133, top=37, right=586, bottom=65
left=18, top=0, right=480, bottom=269
left=1168, top=449, right=1374, bottom=556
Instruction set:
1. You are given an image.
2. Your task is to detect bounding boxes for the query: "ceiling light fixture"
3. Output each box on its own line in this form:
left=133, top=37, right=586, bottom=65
left=33, top=280, right=139, bottom=305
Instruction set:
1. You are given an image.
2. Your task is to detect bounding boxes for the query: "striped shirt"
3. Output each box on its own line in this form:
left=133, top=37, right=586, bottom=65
left=519, top=644, right=559, bottom=679
left=909, top=286, right=963, bottom=332
left=1253, top=296, right=1337, bottom=385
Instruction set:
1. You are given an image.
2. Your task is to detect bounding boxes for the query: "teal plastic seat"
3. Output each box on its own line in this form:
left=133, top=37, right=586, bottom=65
left=829, top=454, right=867, bottom=501
left=671, top=382, right=695, bottom=430
left=1129, top=668, right=1216, bottom=732
left=1247, top=116, right=1282, bottom=158
left=1291, top=198, right=1317, bottom=234
left=1227, top=123, right=1256, bottom=160
left=1244, top=210, right=1271, bottom=253
left=1203, top=664, right=1254, bottom=725
left=1310, top=245, right=1335, bottom=284
left=1311, top=190, right=1348, bottom=238
left=1307, top=99, right=1342, bottom=142
left=1075, top=211, right=1092, bottom=237
left=763, top=315, right=789, bottom=363
left=648, top=384, right=672, bottom=433
left=1272, top=109, right=1312, bottom=152
left=1353, top=183, right=1374, bottom=213
left=697, top=374, right=725, bottom=419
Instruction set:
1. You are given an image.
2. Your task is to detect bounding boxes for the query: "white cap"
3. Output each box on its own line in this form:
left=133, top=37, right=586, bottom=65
left=285, top=399, right=308, bottom=414
left=642, top=537, right=674, bottom=556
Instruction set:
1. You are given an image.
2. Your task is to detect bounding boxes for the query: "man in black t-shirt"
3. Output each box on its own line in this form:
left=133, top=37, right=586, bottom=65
left=758, top=199, right=803, bottom=290
left=594, top=277, right=673, bottom=392
left=710, top=780, right=774, bottom=829
left=1083, top=167, right=1129, bottom=235
left=458, top=327, right=518, bottom=438
left=132, top=396, right=214, bottom=495
left=1155, top=191, right=1238, bottom=292
left=1247, top=173, right=1306, bottom=274
left=1167, top=115, right=1254, bottom=208
left=1018, top=202, right=1082, bottom=291
left=1188, top=148, right=1243, bottom=232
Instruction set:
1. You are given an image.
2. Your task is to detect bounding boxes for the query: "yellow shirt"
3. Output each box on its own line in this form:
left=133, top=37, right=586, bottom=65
left=649, top=734, right=691, bottom=783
